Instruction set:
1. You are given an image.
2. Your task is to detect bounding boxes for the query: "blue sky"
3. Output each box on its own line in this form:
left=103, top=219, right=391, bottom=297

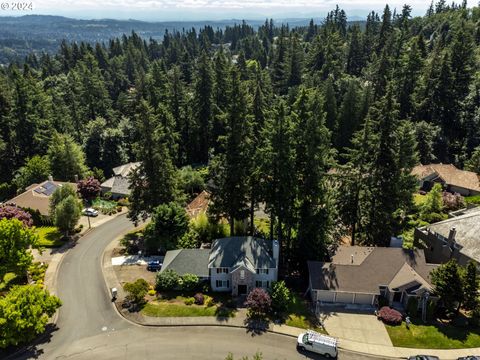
left=18, top=1, right=471, bottom=21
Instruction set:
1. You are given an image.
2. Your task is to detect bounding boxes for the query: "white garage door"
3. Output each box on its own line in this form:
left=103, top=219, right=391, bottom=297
left=316, top=290, right=335, bottom=302
left=335, top=292, right=354, bottom=303
left=354, top=293, right=374, bottom=305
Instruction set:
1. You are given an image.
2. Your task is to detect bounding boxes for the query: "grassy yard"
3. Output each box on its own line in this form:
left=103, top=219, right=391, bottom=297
left=36, top=226, right=65, bottom=247
left=386, top=319, right=480, bottom=349
left=284, top=294, right=326, bottom=333
left=141, top=293, right=237, bottom=318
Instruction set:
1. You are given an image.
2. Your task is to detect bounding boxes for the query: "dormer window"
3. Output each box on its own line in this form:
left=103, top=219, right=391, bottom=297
left=216, top=268, right=228, bottom=274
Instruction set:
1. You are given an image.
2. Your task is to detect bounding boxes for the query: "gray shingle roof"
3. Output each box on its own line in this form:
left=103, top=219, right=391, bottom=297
left=160, top=249, right=210, bottom=277
left=426, top=208, right=480, bottom=263
left=308, top=246, right=438, bottom=294
left=208, top=237, right=276, bottom=269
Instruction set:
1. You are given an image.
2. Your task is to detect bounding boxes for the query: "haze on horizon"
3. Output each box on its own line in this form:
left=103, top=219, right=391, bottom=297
left=8, top=0, right=469, bottom=21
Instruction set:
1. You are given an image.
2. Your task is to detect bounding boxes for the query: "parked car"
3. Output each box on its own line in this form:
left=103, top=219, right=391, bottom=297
left=297, top=331, right=337, bottom=358
left=458, top=357, right=480, bottom=360
left=82, top=208, right=99, bottom=217
left=407, top=356, right=440, bottom=360
left=146, top=260, right=162, bottom=271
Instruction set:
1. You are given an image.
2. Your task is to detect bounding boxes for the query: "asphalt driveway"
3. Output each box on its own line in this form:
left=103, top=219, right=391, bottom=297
left=320, top=310, right=393, bottom=346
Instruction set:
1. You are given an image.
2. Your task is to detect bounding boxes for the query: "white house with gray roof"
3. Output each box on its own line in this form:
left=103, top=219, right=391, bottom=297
left=160, top=237, right=279, bottom=296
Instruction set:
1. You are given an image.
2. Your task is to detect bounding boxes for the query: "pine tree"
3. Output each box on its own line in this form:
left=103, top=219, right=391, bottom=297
left=463, top=261, right=479, bottom=311
left=346, top=24, right=364, bottom=76
left=294, top=89, right=334, bottom=261
left=336, top=79, right=362, bottom=151
left=192, top=51, right=214, bottom=164
left=323, top=77, right=338, bottom=138
left=287, top=33, right=303, bottom=87
left=262, top=101, right=296, bottom=259
left=209, top=69, right=250, bottom=235
left=128, top=100, right=176, bottom=223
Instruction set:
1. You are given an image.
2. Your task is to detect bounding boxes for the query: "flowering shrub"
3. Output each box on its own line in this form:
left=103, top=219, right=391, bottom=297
left=377, top=306, right=403, bottom=325
left=194, top=293, right=204, bottom=305
left=184, top=297, right=195, bottom=305
left=0, top=205, right=33, bottom=227
left=442, top=191, right=465, bottom=211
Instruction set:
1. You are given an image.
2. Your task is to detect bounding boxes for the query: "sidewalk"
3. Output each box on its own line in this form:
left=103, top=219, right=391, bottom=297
left=102, top=241, right=478, bottom=360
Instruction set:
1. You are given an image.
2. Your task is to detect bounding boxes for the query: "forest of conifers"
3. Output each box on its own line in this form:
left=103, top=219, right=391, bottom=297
left=0, top=1, right=479, bottom=266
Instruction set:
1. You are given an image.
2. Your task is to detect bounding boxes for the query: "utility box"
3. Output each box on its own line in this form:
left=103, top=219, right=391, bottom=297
left=111, top=287, right=118, bottom=299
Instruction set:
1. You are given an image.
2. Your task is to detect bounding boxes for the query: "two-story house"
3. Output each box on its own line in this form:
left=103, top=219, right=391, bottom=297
left=160, top=236, right=279, bottom=296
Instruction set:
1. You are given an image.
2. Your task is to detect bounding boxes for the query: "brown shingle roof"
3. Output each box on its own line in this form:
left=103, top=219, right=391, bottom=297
left=5, top=180, right=77, bottom=216
left=412, top=163, right=480, bottom=192
left=308, top=246, right=438, bottom=294
left=186, top=190, right=210, bottom=219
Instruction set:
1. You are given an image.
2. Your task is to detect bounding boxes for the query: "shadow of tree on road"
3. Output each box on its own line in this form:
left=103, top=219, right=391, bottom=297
left=0, top=323, right=59, bottom=360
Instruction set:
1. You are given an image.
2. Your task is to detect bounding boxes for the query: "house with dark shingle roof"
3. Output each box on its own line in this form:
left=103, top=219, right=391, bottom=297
left=415, top=206, right=480, bottom=266
left=160, top=236, right=279, bottom=296
left=308, top=246, right=438, bottom=308
left=101, top=162, right=140, bottom=199
left=412, top=163, right=480, bottom=196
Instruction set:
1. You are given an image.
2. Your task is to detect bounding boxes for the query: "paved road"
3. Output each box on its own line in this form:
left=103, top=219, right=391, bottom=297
left=11, top=214, right=391, bottom=360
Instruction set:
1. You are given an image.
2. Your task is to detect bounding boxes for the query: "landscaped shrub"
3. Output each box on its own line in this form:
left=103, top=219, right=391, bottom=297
left=184, top=297, right=195, bottom=305
left=377, top=306, right=403, bottom=325
left=205, top=295, right=215, bottom=307
left=0, top=205, right=33, bottom=227
left=28, top=262, right=48, bottom=283
left=181, top=273, right=199, bottom=291
left=194, top=293, right=204, bottom=305
left=426, top=299, right=436, bottom=320
left=155, top=269, right=180, bottom=291
left=269, top=281, right=292, bottom=314
left=117, top=198, right=130, bottom=207
left=442, top=192, right=465, bottom=211
left=245, top=288, right=271, bottom=317
left=123, top=278, right=149, bottom=305
left=148, top=289, right=156, bottom=296
left=406, top=297, right=418, bottom=316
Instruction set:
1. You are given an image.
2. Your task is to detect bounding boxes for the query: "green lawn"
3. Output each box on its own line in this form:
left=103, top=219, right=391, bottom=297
left=142, top=300, right=235, bottom=318
left=36, top=226, right=65, bottom=247
left=284, top=294, right=326, bottom=333
left=386, top=320, right=480, bottom=349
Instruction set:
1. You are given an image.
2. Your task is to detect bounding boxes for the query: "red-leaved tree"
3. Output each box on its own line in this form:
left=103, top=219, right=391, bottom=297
left=77, top=177, right=101, bottom=201
left=0, top=205, right=33, bottom=227
left=377, top=306, right=403, bottom=325
left=244, top=288, right=271, bottom=317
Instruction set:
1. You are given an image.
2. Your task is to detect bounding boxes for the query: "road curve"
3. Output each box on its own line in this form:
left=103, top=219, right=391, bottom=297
left=11, top=214, right=389, bottom=360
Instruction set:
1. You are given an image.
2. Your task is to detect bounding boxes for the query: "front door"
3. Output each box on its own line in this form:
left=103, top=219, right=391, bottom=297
left=393, top=291, right=402, bottom=302
left=238, top=285, right=247, bottom=295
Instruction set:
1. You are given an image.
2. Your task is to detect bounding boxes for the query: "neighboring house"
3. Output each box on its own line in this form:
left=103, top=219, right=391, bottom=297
left=160, top=236, right=279, bottom=296
left=186, top=190, right=210, bottom=219
left=308, top=246, right=438, bottom=308
left=412, top=163, right=480, bottom=196
left=161, top=249, right=210, bottom=281
left=4, top=179, right=77, bottom=216
left=415, top=207, right=480, bottom=267
left=101, top=162, right=140, bottom=199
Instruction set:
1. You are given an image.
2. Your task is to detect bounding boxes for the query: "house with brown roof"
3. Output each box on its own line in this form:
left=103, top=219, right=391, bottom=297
left=308, top=246, right=438, bottom=308
left=101, top=162, right=140, bottom=199
left=186, top=190, right=210, bottom=219
left=412, top=163, right=480, bottom=196
left=4, top=179, right=77, bottom=216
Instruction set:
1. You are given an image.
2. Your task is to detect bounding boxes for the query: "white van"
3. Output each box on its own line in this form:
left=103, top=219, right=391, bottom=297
left=297, top=330, right=338, bottom=358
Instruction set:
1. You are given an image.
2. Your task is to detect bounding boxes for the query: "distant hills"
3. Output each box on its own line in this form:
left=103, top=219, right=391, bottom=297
left=0, top=14, right=364, bottom=64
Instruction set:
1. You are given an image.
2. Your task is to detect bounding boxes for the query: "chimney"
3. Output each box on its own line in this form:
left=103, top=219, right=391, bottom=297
left=448, top=227, right=456, bottom=243
left=272, top=240, right=279, bottom=266
left=48, top=175, right=53, bottom=182
left=351, top=254, right=354, bottom=264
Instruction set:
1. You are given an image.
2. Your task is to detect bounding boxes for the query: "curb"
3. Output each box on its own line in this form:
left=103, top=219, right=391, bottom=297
left=100, top=235, right=403, bottom=359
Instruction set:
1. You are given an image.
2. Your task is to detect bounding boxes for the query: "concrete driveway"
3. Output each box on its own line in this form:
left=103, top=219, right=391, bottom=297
left=320, top=310, right=393, bottom=346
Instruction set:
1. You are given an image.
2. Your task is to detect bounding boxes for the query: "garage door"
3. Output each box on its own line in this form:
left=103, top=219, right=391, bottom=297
left=316, top=290, right=335, bottom=302
left=335, top=292, right=354, bottom=303
left=354, top=293, right=374, bottom=305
